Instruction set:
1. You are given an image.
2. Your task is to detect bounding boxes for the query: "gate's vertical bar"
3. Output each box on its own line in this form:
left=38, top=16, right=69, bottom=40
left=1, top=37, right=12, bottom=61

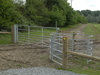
left=72, top=33, right=74, bottom=51
left=56, top=28, right=59, bottom=50
left=51, top=34, right=54, bottom=60
left=63, top=37, right=68, bottom=70
left=84, top=34, right=86, bottom=54
left=49, top=40, right=51, bottom=59
left=28, top=26, right=30, bottom=44
left=42, top=27, right=43, bottom=46
left=16, top=25, right=18, bottom=43
left=11, top=25, right=14, bottom=43
left=14, top=25, right=16, bottom=43
left=87, top=36, right=90, bottom=64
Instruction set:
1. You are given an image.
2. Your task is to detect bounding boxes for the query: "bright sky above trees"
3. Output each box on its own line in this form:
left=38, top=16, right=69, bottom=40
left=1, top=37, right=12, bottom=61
left=20, top=0, right=100, bottom=11
left=68, top=0, right=100, bottom=11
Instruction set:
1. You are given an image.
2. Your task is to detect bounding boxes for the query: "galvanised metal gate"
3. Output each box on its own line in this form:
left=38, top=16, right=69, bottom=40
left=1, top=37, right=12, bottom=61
left=49, top=33, right=93, bottom=66
left=13, top=25, right=59, bottom=47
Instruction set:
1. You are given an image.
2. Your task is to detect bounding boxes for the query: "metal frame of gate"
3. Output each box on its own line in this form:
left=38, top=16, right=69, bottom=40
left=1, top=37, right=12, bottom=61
left=13, top=24, right=59, bottom=47
left=49, top=33, right=93, bottom=66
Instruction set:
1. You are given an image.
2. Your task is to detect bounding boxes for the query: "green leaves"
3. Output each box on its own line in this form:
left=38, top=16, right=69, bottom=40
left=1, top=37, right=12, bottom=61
left=49, top=5, right=66, bottom=26
left=0, top=0, right=23, bottom=31
left=0, top=0, right=87, bottom=31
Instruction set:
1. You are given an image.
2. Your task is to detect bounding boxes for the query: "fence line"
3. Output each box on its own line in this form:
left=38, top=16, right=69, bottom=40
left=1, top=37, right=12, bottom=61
left=62, top=37, right=100, bottom=69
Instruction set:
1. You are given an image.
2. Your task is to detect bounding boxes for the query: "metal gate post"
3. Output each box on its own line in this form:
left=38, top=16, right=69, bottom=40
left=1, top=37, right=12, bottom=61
left=56, top=28, right=59, bottom=50
left=72, top=33, right=74, bottom=51
left=87, top=36, right=90, bottom=64
left=16, top=25, right=18, bottom=43
left=42, top=27, right=43, bottom=46
left=50, top=34, right=54, bottom=60
left=84, top=34, right=86, bottom=54
left=14, top=25, right=17, bottom=43
left=28, top=26, right=30, bottom=44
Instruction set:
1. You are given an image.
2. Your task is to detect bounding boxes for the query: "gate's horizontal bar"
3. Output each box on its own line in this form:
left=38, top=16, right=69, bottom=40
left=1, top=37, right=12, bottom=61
left=18, top=34, right=28, bottom=37
left=18, top=39, right=42, bottom=42
left=53, top=41, right=63, bottom=45
left=53, top=54, right=63, bottom=60
left=29, top=34, right=51, bottom=37
left=53, top=48, right=62, bottom=53
left=30, top=30, right=55, bottom=33
left=50, top=58, right=62, bottom=66
left=74, top=39, right=87, bottom=42
left=29, top=26, right=58, bottom=29
left=18, top=36, right=29, bottom=38
left=29, top=39, right=42, bottom=41
left=18, top=29, right=28, bottom=31
left=18, top=33, right=28, bottom=34
left=73, top=44, right=88, bottom=46
left=30, top=30, right=43, bottom=32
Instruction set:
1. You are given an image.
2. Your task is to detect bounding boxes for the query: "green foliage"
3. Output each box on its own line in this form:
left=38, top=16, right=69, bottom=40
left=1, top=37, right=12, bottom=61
left=77, top=10, right=100, bottom=23
left=0, top=0, right=87, bottom=30
left=48, top=5, right=66, bottom=27
left=0, top=0, right=23, bottom=31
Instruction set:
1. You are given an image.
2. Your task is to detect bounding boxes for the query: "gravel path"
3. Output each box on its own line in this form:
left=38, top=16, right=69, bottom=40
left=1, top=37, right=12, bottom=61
left=0, top=67, right=86, bottom=75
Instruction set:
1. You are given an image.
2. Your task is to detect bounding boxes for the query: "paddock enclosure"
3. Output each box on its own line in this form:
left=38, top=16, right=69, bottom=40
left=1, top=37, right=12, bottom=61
left=1, top=24, right=100, bottom=70
left=11, top=25, right=95, bottom=67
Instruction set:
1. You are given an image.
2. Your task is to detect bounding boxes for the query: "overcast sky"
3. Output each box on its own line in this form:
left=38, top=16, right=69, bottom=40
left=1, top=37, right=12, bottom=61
left=22, top=0, right=100, bottom=11
left=67, top=0, right=100, bottom=11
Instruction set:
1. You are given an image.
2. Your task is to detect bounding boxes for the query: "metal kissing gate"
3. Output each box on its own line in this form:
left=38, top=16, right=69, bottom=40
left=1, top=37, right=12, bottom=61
left=12, top=25, right=93, bottom=66
left=13, top=25, right=59, bottom=47
left=49, top=33, right=93, bottom=66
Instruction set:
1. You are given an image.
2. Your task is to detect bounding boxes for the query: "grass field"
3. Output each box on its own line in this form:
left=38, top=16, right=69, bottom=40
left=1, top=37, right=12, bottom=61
left=84, top=23, right=100, bottom=39
left=84, top=24, right=94, bottom=35
left=92, top=23, right=100, bottom=33
left=67, top=56, right=100, bottom=75
left=84, top=23, right=95, bottom=39
left=0, top=34, right=11, bottom=44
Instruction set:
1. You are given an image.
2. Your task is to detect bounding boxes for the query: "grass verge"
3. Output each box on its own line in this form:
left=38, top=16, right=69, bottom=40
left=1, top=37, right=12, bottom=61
left=57, top=56, right=100, bottom=75
left=84, top=23, right=95, bottom=39
left=92, top=23, right=100, bottom=33
left=60, top=24, right=81, bottom=31
left=0, top=34, right=11, bottom=44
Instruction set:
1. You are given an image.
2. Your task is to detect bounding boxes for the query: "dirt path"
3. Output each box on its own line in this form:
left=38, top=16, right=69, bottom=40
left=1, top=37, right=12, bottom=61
left=0, top=44, right=60, bottom=71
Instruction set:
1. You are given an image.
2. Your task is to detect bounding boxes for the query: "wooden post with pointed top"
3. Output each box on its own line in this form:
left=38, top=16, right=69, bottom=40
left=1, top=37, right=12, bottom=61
left=63, top=37, right=68, bottom=69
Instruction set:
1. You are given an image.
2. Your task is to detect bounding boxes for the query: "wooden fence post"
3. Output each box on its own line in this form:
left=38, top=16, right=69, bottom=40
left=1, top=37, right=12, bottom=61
left=73, top=32, right=76, bottom=50
left=63, top=37, right=68, bottom=69
left=11, top=25, right=14, bottom=43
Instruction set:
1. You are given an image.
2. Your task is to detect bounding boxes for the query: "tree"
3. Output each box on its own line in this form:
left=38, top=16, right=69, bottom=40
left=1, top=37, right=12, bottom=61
left=0, top=0, right=22, bottom=31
